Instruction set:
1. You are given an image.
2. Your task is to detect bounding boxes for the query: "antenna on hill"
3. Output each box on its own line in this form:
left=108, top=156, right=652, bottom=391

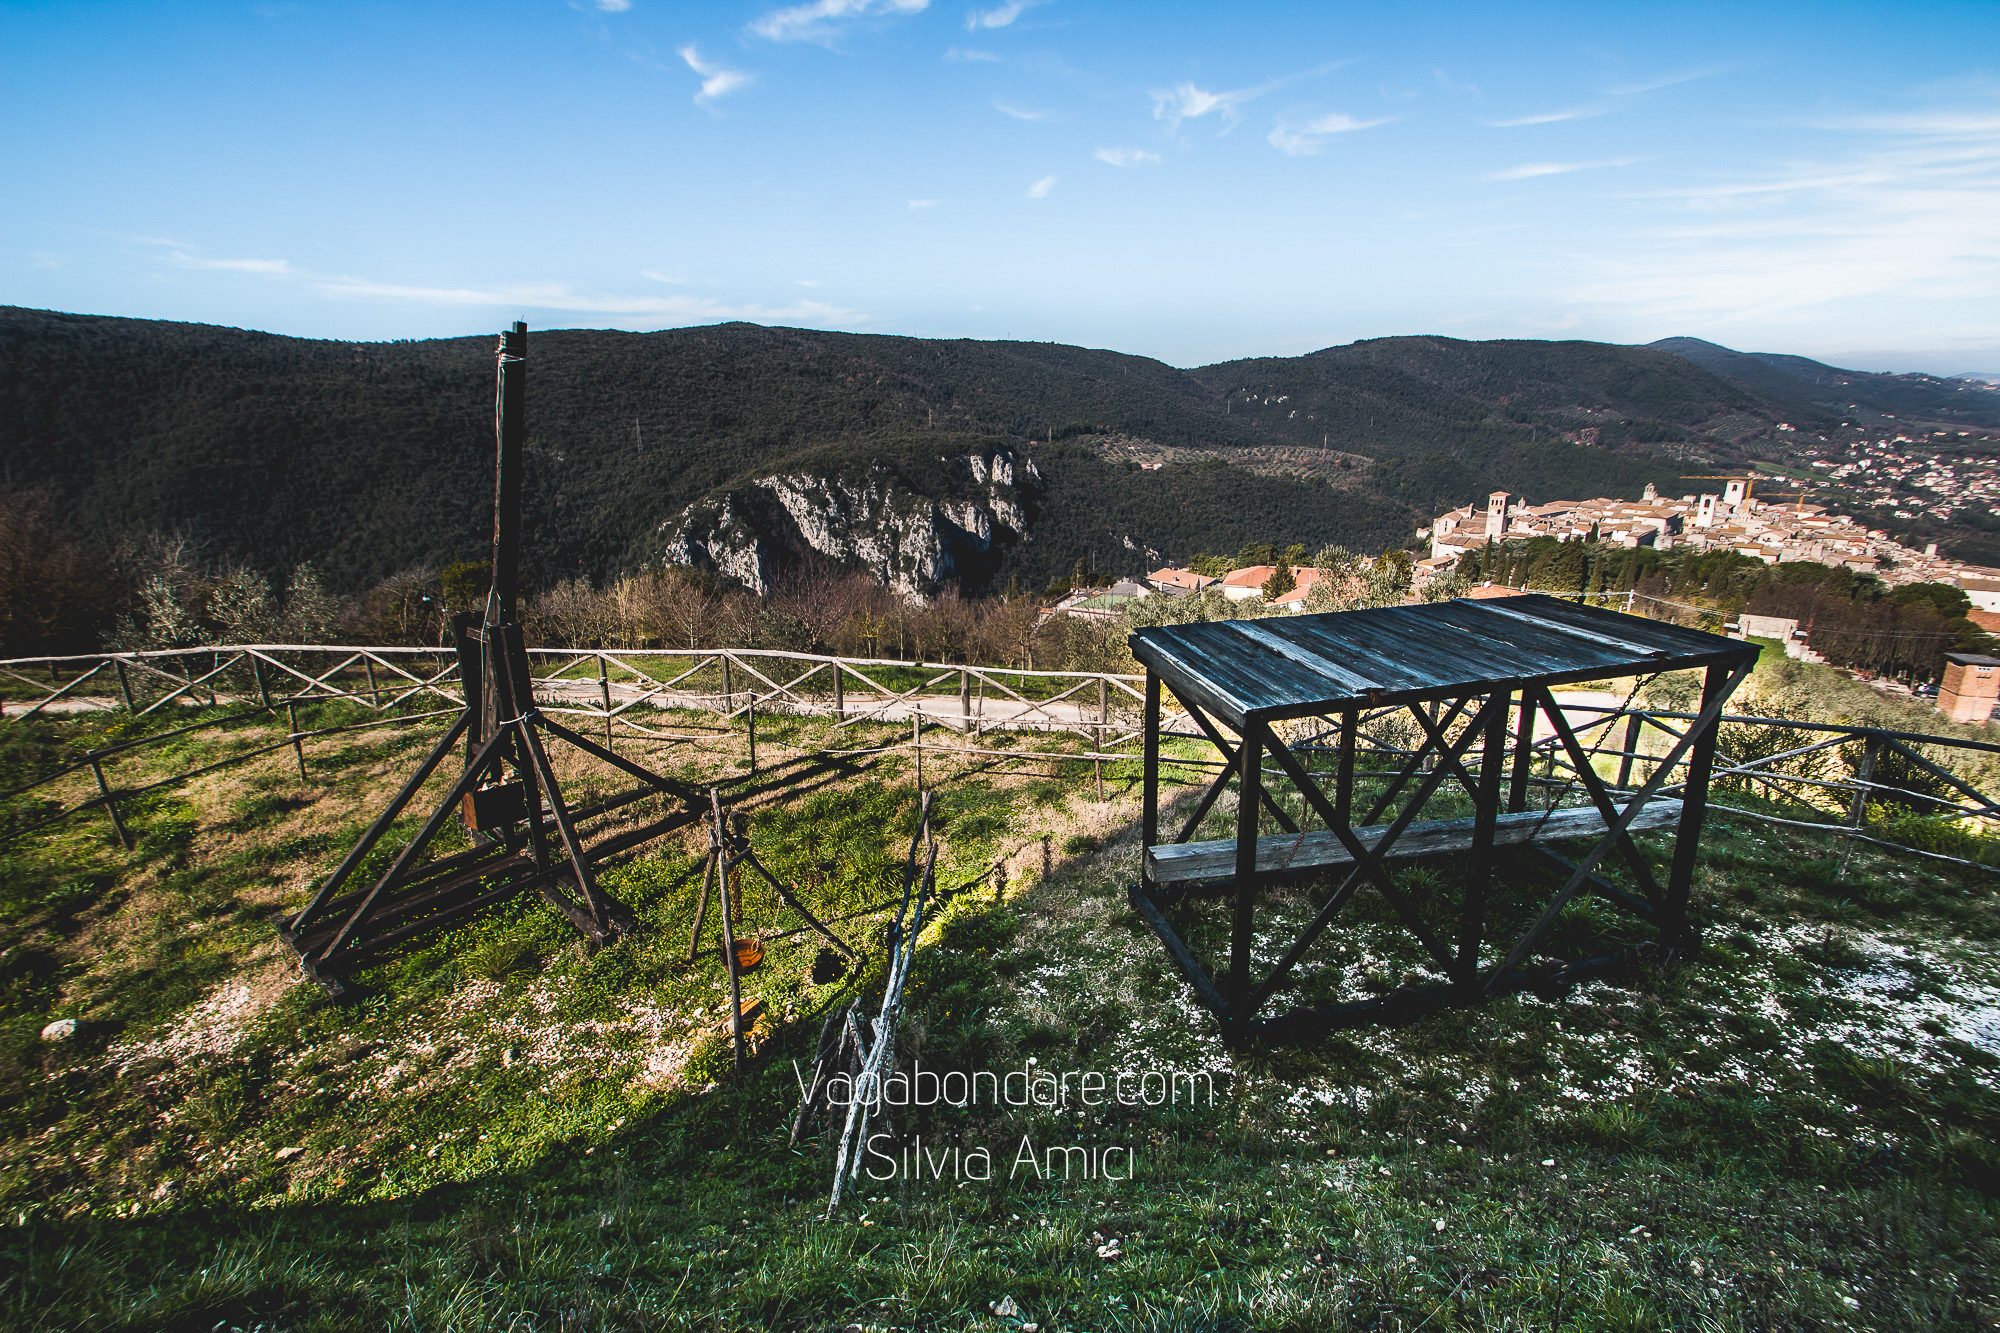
left=275, top=322, right=705, bottom=997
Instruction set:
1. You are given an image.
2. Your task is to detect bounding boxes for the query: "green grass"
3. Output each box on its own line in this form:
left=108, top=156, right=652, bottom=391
left=0, top=705, right=1997, bottom=1331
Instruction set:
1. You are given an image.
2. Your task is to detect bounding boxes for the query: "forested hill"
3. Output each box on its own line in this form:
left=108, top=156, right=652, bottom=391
left=2, top=308, right=1761, bottom=594
left=1649, top=336, right=2000, bottom=429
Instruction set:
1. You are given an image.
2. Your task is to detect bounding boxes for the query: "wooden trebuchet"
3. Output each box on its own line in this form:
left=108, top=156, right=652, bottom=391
left=274, top=323, right=705, bottom=995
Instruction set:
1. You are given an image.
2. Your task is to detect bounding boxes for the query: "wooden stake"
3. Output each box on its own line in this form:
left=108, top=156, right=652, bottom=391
left=746, top=692, right=757, bottom=774
left=286, top=699, right=307, bottom=781
left=364, top=658, right=381, bottom=708
left=114, top=659, right=135, bottom=714
left=90, top=753, right=130, bottom=850
left=716, top=801, right=746, bottom=1070
left=913, top=710, right=923, bottom=791
left=689, top=848, right=714, bottom=963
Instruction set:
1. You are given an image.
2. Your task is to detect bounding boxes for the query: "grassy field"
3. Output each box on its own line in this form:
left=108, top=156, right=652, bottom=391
left=1, top=695, right=1997, bottom=1331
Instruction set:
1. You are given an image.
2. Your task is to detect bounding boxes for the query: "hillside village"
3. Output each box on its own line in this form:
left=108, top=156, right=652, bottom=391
left=1428, top=481, right=2000, bottom=608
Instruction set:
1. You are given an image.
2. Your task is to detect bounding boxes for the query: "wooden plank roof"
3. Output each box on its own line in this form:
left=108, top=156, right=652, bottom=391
left=1128, top=593, right=1755, bottom=727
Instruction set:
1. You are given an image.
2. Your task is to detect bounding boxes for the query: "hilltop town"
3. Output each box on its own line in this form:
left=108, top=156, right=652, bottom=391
left=1427, top=480, right=2000, bottom=609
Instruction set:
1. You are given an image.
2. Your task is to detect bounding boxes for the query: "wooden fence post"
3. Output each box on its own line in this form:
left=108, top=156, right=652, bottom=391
left=251, top=655, right=273, bottom=711
left=364, top=658, right=381, bottom=708
left=1617, top=711, right=1642, bottom=790
left=913, top=710, right=923, bottom=791
left=1095, top=676, right=1109, bottom=801
left=718, top=839, right=746, bottom=1071
left=597, top=654, right=614, bottom=748
left=833, top=665, right=845, bottom=722
left=959, top=669, right=971, bottom=733
left=286, top=700, right=307, bottom=781
left=721, top=657, right=733, bottom=715
left=114, top=659, right=135, bottom=714
left=89, top=753, right=131, bottom=850
left=747, top=692, right=757, bottom=774
left=1841, top=733, right=1882, bottom=874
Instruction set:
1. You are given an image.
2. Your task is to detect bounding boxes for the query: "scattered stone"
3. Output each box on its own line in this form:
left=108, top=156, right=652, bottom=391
left=275, top=1146, right=305, bottom=1162
left=39, top=1019, right=76, bottom=1042
left=990, top=1295, right=1019, bottom=1318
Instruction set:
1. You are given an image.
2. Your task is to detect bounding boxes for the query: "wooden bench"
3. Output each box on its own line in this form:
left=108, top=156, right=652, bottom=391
left=1145, top=798, right=1683, bottom=886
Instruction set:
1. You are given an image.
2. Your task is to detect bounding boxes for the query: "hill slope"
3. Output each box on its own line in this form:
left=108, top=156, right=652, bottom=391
left=2, top=309, right=1758, bottom=594
left=1650, top=336, right=2000, bottom=429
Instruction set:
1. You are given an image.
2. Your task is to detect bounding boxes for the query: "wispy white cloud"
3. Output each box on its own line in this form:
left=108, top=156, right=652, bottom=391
left=797, top=278, right=822, bottom=287
left=680, top=45, right=752, bottom=105
left=944, top=45, right=1000, bottom=61
left=1483, top=105, right=1606, bottom=128
left=1267, top=110, right=1392, bottom=155
left=1433, top=67, right=1479, bottom=97
left=966, top=0, right=1041, bottom=30
left=316, top=275, right=860, bottom=324
left=1485, top=159, right=1632, bottom=181
left=994, top=101, right=1051, bottom=121
left=1560, top=104, right=2000, bottom=339
left=1026, top=174, right=1057, bottom=198
left=1150, top=61, right=1353, bottom=132
left=749, top=0, right=926, bottom=44
left=136, top=237, right=859, bottom=326
left=168, top=251, right=293, bottom=275
left=590, top=0, right=632, bottom=11
left=1151, top=80, right=1259, bottom=129
left=1095, top=147, right=1160, bottom=167
left=907, top=197, right=940, bottom=208
left=1602, top=65, right=1722, bottom=96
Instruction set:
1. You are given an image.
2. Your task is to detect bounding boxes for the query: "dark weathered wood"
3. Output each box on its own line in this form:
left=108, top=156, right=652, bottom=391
left=288, top=709, right=474, bottom=937
left=285, top=699, right=307, bottom=780
left=740, top=845, right=855, bottom=956
left=1491, top=656, right=1754, bottom=986
left=1142, top=670, right=1161, bottom=848
left=1459, top=692, right=1508, bottom=982
left=1129, top=595, right=1751, bottom=728
left=89, top=753, right=130, bottom=850
left=316, top=722, right=510, bottom=960
left=1229, top=723, right=1263, bottom=1017
left=519, top=714, right=608, bottom=931
left=714, top=792, right=745, bottom=1070
left=1127, top=883, right=1231, bottom=1019
left=1533, top=683, right=1665, bottom=903
left=489, top=322, right=526, bottom=627
left=688, top=849, right=714, bottom=963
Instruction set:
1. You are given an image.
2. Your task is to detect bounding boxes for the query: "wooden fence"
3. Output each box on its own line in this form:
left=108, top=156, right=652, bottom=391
left=3, top=644, right=1998, bottom=873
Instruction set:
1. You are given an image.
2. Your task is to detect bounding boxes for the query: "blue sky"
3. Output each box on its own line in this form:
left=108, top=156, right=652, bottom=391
left=4, top=0, right=1997, bottom=371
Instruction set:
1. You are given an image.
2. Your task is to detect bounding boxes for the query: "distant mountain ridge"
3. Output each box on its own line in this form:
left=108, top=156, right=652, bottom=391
left=1, top=307, right=1864, bottom=597
left=1648, top=336, right=2000, bottom=429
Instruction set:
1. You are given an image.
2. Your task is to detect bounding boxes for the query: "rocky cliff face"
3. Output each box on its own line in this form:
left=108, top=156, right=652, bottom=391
left=655, top=445, right=1038, bottom=597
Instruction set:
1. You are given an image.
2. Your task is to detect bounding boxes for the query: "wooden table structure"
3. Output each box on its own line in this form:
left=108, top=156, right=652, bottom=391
left=1129, top=595, right=1757, bottom=1043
